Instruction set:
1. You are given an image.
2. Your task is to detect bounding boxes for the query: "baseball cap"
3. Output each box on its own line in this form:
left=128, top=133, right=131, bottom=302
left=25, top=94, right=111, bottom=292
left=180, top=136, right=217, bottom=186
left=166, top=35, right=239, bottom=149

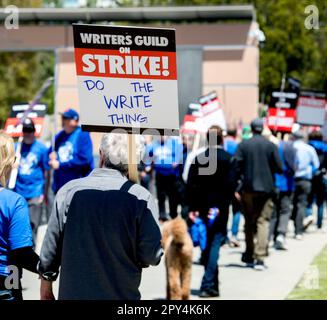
left=22, top=118, right=35, bottom=133
left=250, top=118, right=264, bottom=134
left=61, top=108, right=79, bottom=121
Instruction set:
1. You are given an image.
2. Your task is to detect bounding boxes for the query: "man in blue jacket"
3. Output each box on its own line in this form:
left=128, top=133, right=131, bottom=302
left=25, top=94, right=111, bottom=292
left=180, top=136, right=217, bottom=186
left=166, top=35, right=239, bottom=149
left=49, top=109, right=94, bottom=194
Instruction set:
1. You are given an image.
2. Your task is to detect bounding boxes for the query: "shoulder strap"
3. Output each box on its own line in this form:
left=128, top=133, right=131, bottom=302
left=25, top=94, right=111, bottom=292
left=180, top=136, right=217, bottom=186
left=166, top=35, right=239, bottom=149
left=120, top=180, right=135, bottom=193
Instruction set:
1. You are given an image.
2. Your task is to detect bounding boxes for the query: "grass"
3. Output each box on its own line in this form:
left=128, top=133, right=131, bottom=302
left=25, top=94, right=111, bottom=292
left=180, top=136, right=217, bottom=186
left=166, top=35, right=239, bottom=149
left=287, top=244, right=327, bottom=300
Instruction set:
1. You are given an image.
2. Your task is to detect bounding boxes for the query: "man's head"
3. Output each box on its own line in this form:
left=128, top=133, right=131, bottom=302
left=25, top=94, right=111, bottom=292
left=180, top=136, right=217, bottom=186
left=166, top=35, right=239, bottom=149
left=226, top=126, right=237, bottom=139
left=99, top=133, right=145, bottom=175
left=22, top=118, right=36, bottom=144
left=207, top=125, right=224, bottom=147
left=61, top=108, right=79, bottom=134
left=309, top=130, right=323, bottom=142
left=292, top=129, right=306, bottom=141
left=250, top=118, right=264, bottom=134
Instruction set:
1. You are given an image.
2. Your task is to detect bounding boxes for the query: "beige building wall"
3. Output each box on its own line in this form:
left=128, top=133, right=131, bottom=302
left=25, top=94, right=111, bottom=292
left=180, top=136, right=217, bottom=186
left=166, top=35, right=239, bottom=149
left=203, top=45, right=259, bottom=125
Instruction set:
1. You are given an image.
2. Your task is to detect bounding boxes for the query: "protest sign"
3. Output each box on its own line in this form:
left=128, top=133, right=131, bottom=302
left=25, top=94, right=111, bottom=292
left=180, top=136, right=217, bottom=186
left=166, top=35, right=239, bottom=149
left=4, top=103, right=47, bottom=137
left=73, top=24, right=179, bottom=135
left=198, top=91, right=226, bottom=131
left=267, top=90, right=298, bottom=132
left=296, top=91, right=326, bottom=126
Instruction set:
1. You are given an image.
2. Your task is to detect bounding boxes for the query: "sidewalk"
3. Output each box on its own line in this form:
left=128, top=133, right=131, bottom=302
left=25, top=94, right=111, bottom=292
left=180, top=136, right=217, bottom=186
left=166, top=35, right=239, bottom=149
left=22, top=220, right=327, bottom=300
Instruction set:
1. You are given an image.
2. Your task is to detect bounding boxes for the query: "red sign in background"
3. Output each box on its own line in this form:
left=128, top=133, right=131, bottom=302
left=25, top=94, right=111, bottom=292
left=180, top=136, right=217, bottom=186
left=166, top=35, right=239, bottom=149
left=267, top=108, right=296, bottom=133
left=4, top=117, right=45, bottom=138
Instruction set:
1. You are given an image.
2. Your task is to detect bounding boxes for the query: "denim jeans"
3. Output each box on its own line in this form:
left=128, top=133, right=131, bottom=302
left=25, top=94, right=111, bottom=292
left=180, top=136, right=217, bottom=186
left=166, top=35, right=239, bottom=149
left=200, top=232, right=227, bottom=292
left=231, top=212, right=241, bottom=237
left=306, top=176, right=326, bottom=229
left=292, top=180, right=311, bottom=235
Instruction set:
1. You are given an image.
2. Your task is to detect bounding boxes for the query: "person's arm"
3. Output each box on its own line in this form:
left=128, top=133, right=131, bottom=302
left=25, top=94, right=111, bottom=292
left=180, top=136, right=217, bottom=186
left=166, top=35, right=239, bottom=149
left=58, top=132, right=93, bottom=170
left=271, top=144, right=283, bottom=174
left=8, top=247, right=39, bottom=274
left=38, top=190, right=66, bottom=299
left=311, top=148, right=320, bottom=172
left=136, top=195, right=163, bottom=267
left=8, top=196, right=39, bottom=273
left=185, top=156, right=200, bottom=211
left=38, top=198, right=64, bottom=280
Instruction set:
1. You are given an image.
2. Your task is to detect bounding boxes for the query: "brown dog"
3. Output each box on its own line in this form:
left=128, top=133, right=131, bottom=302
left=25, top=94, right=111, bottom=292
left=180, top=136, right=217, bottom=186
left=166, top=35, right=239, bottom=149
left=161, top=218, right=193, bottom=300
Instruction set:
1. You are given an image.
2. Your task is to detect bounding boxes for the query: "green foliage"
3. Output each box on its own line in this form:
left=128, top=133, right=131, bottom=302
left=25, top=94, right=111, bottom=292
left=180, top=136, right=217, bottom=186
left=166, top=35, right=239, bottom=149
left=0, top=52, right=54, bottom=127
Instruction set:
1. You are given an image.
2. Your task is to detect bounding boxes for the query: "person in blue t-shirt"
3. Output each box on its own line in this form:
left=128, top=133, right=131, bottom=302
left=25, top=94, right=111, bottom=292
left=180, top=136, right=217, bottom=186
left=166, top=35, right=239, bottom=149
left=49, top=109, right=94, bottom=194
left=145, top=136, right=183, bottom=220
left=0, top=132, right=39, bottom=301
left=14, top=118, right=50, bottom=242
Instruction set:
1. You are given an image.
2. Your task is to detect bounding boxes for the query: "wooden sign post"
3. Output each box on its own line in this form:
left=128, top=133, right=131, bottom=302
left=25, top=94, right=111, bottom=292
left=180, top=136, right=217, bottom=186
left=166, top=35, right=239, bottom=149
left=128, top=134, right=139, bottom=183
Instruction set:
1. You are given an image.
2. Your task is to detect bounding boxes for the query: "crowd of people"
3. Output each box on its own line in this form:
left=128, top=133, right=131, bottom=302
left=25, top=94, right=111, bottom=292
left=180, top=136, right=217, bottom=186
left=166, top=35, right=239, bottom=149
left=0, top=107, right=326, bottom=300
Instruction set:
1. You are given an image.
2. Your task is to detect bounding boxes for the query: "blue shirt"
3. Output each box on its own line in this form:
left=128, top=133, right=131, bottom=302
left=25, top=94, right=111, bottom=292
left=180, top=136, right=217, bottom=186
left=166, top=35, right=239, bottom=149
left=293, top=140, right=320, bottom=180
left=275, top=141, right=295, bottom=192
left=52, top=127, right=94, bottom=193
left=14, top=140, right=49, bottom=200
left=0, top=187, right=33, bottom=277
left=147, top=137, right=184, bottom=176
left=224, top=139, right=238, bottom=156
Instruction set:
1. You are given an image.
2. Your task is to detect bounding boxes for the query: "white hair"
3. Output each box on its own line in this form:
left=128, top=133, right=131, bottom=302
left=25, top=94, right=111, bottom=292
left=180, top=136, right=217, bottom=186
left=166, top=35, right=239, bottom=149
left=100, top=133, right=145, bottom=174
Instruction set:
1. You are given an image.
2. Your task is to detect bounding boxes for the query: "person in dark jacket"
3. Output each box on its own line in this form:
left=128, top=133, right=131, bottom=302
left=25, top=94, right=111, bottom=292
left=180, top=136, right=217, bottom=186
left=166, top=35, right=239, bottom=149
left=39, top=133, right=162, bottom=300
left=305, top=130, right=327, bottom=230
left=186, top=126, right=236, bottom=298
left=235, top=118, right=283, bottom=270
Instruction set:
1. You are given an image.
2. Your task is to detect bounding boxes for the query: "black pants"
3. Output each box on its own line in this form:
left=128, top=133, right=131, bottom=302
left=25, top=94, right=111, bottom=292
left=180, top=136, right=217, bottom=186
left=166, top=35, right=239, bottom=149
left=0, top=276, right=23, bottom=301
left=270, top=191, right=293, bottom=240
left=292, top=179, right=311, bottom=235
left=155, top=173, right=179, bottom=219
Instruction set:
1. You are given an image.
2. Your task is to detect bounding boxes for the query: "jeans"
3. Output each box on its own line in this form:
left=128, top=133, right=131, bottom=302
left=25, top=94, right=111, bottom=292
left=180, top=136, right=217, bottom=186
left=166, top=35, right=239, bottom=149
left=306, top=176, right=326, bottom=229
left=0, top=276, right=23, bottom=301
left=270, top=191, right=293, bottom=240
left=292, top=179, right=311, bottom=235
left=200, top=232, right=226, bottom=292
left=231, top=197, right=242, bottom=237
left=231, top=212, right=241, bottom=237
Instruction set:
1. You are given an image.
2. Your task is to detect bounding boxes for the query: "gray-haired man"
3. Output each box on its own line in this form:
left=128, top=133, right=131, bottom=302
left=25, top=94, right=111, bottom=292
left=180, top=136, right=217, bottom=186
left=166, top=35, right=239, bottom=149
left=38, top=133, right=163, bottom=300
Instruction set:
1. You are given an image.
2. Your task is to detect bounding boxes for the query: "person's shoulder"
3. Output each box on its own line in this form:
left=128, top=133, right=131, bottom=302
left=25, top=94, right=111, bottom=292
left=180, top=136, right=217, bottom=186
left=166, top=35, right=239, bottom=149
left=128, top=182, right=152, bottom=202
left=57, top=176, right=89, bottom=195
left=78, top=129, right=92, bottom=141
left=0, top=188, right=27, bottom=207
